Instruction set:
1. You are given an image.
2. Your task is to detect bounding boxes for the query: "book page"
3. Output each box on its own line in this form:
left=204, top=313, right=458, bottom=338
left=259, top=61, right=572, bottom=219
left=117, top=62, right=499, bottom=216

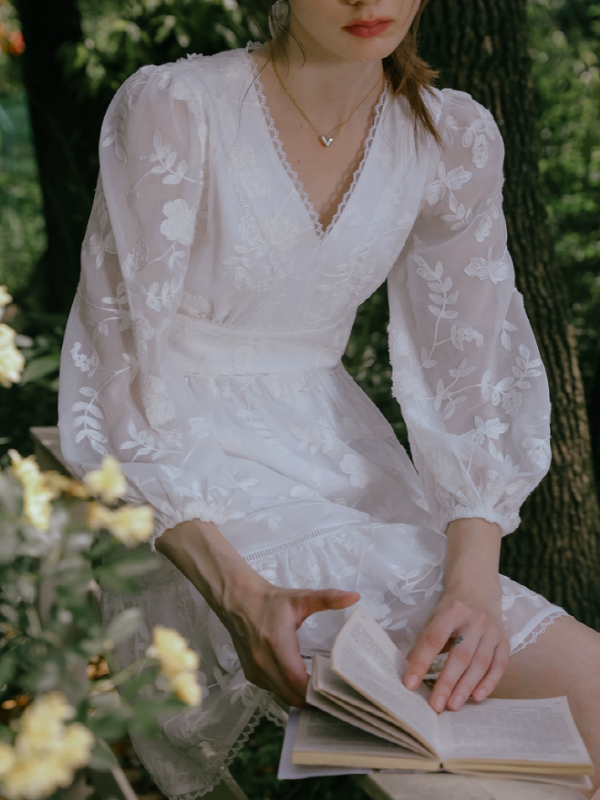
left=313, top=655, right=399, bottom=725
left=292, top=707, right=440, bottom=771
left=331, top=606, right=440, bottom=753
left=438, top=697, right=592, bottom=767
left=311, top=657, right=432, bottom=757
left=278, top=708, right=371, bottom=780
left=307, top=663, right=431, bottom=757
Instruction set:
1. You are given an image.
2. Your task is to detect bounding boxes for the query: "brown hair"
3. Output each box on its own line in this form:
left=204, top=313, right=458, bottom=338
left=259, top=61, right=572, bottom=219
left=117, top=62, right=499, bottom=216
left=250, top=0, right=441, bottom=145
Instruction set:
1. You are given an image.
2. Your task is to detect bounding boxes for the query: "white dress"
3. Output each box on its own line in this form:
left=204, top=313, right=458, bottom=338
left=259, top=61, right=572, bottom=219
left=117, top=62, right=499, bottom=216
left=58, top=43, right=568, bottom=799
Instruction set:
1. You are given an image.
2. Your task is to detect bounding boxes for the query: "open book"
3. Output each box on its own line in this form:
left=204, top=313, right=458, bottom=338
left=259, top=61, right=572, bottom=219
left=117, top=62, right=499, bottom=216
left=291, top=607, right=594, bottom=789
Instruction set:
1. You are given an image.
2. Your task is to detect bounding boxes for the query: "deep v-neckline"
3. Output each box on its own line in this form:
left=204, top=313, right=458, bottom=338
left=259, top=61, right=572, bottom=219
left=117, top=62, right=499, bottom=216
left=245, top=43, right=389, bottom=245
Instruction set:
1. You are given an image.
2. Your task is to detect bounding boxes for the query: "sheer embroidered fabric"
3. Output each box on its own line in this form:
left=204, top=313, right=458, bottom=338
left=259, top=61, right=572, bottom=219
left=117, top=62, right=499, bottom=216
left=58, top=44, right=566, bottom=799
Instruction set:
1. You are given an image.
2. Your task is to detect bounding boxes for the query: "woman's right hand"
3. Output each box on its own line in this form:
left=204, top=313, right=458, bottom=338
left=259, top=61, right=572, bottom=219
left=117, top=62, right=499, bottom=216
left=156, top=518, right=359, bottom=708
left=222, top=579, right=360, bottom=707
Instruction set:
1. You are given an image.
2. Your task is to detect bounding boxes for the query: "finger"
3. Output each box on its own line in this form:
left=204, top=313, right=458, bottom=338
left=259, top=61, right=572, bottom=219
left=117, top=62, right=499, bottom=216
left=404, top=613, right=460, bottom=691
left=248, top=655, right=307, bottom=708
left=446, top=631, right=498, bottom=711
left=298, top=589, right=360, bottom=620
left=429, top=623, right=485, bottom=712
left=248, top=643, right=307, bottom=707
left=472, top=637, right=510, bottom=702
left=260, top=618, right=310, bottom=707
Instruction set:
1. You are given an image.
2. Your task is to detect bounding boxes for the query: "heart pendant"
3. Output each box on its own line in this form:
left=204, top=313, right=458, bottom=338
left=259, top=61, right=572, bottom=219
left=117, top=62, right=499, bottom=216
left=320, top=135, right=333, bottom=148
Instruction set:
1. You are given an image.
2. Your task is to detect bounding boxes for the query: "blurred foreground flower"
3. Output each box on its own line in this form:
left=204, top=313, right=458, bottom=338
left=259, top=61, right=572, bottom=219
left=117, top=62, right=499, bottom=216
left=0, top=285, right=12, bottom=309
left=8, top=450, right=58, bottom=530
left=147, top=625, right=202, bottom=707
left=84, top=455, right=127, bottom=503
left=0, top=323, right=25, bottom=388
left=87, top=502, right=154, bottom=547
left=0, top=692, right=94, bottom=800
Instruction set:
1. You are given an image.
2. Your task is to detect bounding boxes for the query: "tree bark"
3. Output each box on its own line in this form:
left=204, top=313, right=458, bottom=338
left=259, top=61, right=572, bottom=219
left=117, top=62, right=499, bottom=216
left=14, top=0, right=104, bottom=315
left=419, top=0, right=600, bottom=628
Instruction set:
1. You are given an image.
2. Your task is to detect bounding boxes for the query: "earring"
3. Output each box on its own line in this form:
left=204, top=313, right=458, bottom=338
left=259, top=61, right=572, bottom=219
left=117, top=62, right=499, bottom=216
left=268, top=0, right=290, bottom=38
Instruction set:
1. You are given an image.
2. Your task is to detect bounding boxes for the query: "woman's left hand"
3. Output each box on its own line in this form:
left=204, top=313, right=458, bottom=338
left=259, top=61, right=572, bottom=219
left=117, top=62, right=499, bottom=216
left=403, top=583, right=510, bottom=713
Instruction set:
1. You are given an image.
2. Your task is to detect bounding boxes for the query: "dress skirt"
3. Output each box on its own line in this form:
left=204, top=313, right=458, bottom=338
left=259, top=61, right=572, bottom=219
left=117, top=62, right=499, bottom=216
left=99, top=362, right=567, bottom=800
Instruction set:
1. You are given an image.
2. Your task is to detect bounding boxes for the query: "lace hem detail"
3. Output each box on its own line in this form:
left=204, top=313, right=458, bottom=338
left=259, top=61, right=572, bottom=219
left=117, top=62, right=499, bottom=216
left=510, top=609, right=570, bottom=655
left=245, top=41, right=389, bottom=243
left=168, top=697, right=287, bottom=800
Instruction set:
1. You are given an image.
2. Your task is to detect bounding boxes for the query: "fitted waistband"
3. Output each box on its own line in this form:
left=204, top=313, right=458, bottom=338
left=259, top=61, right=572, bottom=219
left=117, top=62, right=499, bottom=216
left=168, top=311, right=354, bottom=376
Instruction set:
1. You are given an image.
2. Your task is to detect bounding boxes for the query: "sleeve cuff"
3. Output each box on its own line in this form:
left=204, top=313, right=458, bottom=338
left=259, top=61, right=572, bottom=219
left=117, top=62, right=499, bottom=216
left=440, top=506, right=520, bottom=537
left=149, top=504, right=248, bottom=551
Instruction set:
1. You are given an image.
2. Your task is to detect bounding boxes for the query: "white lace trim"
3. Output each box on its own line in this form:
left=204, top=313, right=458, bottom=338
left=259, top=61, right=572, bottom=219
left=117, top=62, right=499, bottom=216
left=169, top=698, right=287, bottom=800
left=510, top=608, right=570, bottom=655
left=245, top=41, right=389, bottom=243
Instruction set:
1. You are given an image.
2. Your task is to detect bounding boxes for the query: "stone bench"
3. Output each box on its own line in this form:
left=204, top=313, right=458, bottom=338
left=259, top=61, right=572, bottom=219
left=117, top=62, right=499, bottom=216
left=30, top=428, right=583, bottom=800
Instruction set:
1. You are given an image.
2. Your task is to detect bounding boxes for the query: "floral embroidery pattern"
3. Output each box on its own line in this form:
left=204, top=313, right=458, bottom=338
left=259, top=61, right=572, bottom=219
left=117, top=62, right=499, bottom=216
left=60, top=49, right=560, bottom=800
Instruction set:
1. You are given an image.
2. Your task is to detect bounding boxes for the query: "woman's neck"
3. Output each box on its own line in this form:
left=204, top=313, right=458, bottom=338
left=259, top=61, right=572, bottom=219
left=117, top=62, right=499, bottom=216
left=252, top=36, right=384, bottom=125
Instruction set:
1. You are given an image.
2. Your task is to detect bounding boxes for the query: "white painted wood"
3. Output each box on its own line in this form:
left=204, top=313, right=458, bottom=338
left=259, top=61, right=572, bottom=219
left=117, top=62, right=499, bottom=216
left=30, top=425, right=68, bottom=472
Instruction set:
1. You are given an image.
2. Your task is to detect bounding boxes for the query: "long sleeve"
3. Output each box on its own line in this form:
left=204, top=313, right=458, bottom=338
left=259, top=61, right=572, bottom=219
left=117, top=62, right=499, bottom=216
left=58, top=63, right=255, bottom=547
left=387, top=89, right=552, bottom=536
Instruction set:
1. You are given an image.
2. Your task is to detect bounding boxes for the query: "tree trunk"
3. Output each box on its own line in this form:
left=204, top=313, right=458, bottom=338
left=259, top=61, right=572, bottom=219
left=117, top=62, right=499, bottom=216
left=419, top=0, right=600, bottom=628
left=14, top=0, right=104, bottom=315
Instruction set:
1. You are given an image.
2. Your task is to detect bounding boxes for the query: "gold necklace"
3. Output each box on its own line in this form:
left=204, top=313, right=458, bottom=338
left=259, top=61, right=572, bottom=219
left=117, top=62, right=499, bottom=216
left=270, top=50, right=384, bottom=148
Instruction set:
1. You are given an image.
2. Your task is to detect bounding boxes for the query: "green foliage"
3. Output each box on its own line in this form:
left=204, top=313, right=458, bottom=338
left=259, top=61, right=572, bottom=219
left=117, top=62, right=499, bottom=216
left=229, top=718, right=367, bottom=800
left=0, top=94, right=46, bottom=298
left=0, top=461, right=192, bottom=796
left=0, top=309, right=66, bottom=460
left=528, top=0, right=600, bottom=396
left=64, top=0, right=257, bottom=97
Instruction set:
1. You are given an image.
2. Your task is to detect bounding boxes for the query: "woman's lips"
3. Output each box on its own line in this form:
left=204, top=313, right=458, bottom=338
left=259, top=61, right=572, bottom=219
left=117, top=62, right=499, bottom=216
left=344, top=19, right=392, bottom=38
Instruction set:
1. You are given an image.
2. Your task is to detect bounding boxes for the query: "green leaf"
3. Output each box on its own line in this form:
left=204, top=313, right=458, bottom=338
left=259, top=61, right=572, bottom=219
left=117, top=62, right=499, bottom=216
left=120, top=669, right=155, bottom=701
left=88, top=740, right=119, bottom=771
left=0, top=525, right=18, bottom=563
left=113, top=553, right=161, bottom=578
left=128, top=698, right=186, bottom=738
left=104, top=608, right=142, bottom=646
left=89, top=534, right=118, bottom=560
left=93, top=568, right=140, bottom=595
left=86, top=707, right=132, bottom=740
left=20, top=354, right=60, bottom=384
left=0, top=656, right=16, bottom=690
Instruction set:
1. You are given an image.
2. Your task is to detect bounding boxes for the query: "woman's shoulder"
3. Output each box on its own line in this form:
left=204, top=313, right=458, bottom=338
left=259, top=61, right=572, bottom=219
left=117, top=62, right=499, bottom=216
left=421, top=87, right=504, bottom=172
left=112, top=46, right=253, bottom=108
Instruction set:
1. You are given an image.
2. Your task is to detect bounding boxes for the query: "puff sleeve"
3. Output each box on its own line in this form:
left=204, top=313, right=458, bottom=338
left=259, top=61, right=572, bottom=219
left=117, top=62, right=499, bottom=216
left=387, top=89, right=552, bottom=536
left=58, top=64, right=255, bottom=548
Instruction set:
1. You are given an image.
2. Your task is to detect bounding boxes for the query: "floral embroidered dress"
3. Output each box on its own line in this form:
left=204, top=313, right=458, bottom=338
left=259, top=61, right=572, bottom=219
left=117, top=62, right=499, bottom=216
left=58, top=43, right=567, bottom=799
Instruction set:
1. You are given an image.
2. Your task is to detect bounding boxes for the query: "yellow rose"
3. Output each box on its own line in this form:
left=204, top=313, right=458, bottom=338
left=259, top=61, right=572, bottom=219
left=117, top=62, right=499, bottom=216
left=0, top=285, right=12, bottom=308
left=169, top=671, right=202, bottom=707
left=16, top=693, right=74, bottom=758
left=84, top=455, right=127, bottom=503
left=44, top=470, right=90, bottom=498
left=1, top=754, right=72, bottom=800
left=0, top=323, right=25, bottom=388
left=87, top=502, right=154, bottom=547
left=0, top=742, right=16, bottom=777
left=55, top=723, right=94, bottom=769
left=8, top=450, right=57, bottom=531
left=146, top=625, right=200, bottom=679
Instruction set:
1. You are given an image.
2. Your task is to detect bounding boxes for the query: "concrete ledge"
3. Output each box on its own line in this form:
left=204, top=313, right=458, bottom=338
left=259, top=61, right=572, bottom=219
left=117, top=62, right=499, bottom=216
left=357, top=772, right=583, bottom=800
left=30, top=425, right=68, bottom=473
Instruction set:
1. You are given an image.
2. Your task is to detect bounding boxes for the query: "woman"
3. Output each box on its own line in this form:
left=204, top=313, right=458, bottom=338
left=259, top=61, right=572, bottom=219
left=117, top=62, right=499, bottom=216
left=58, top=0, right=600, bottom=797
